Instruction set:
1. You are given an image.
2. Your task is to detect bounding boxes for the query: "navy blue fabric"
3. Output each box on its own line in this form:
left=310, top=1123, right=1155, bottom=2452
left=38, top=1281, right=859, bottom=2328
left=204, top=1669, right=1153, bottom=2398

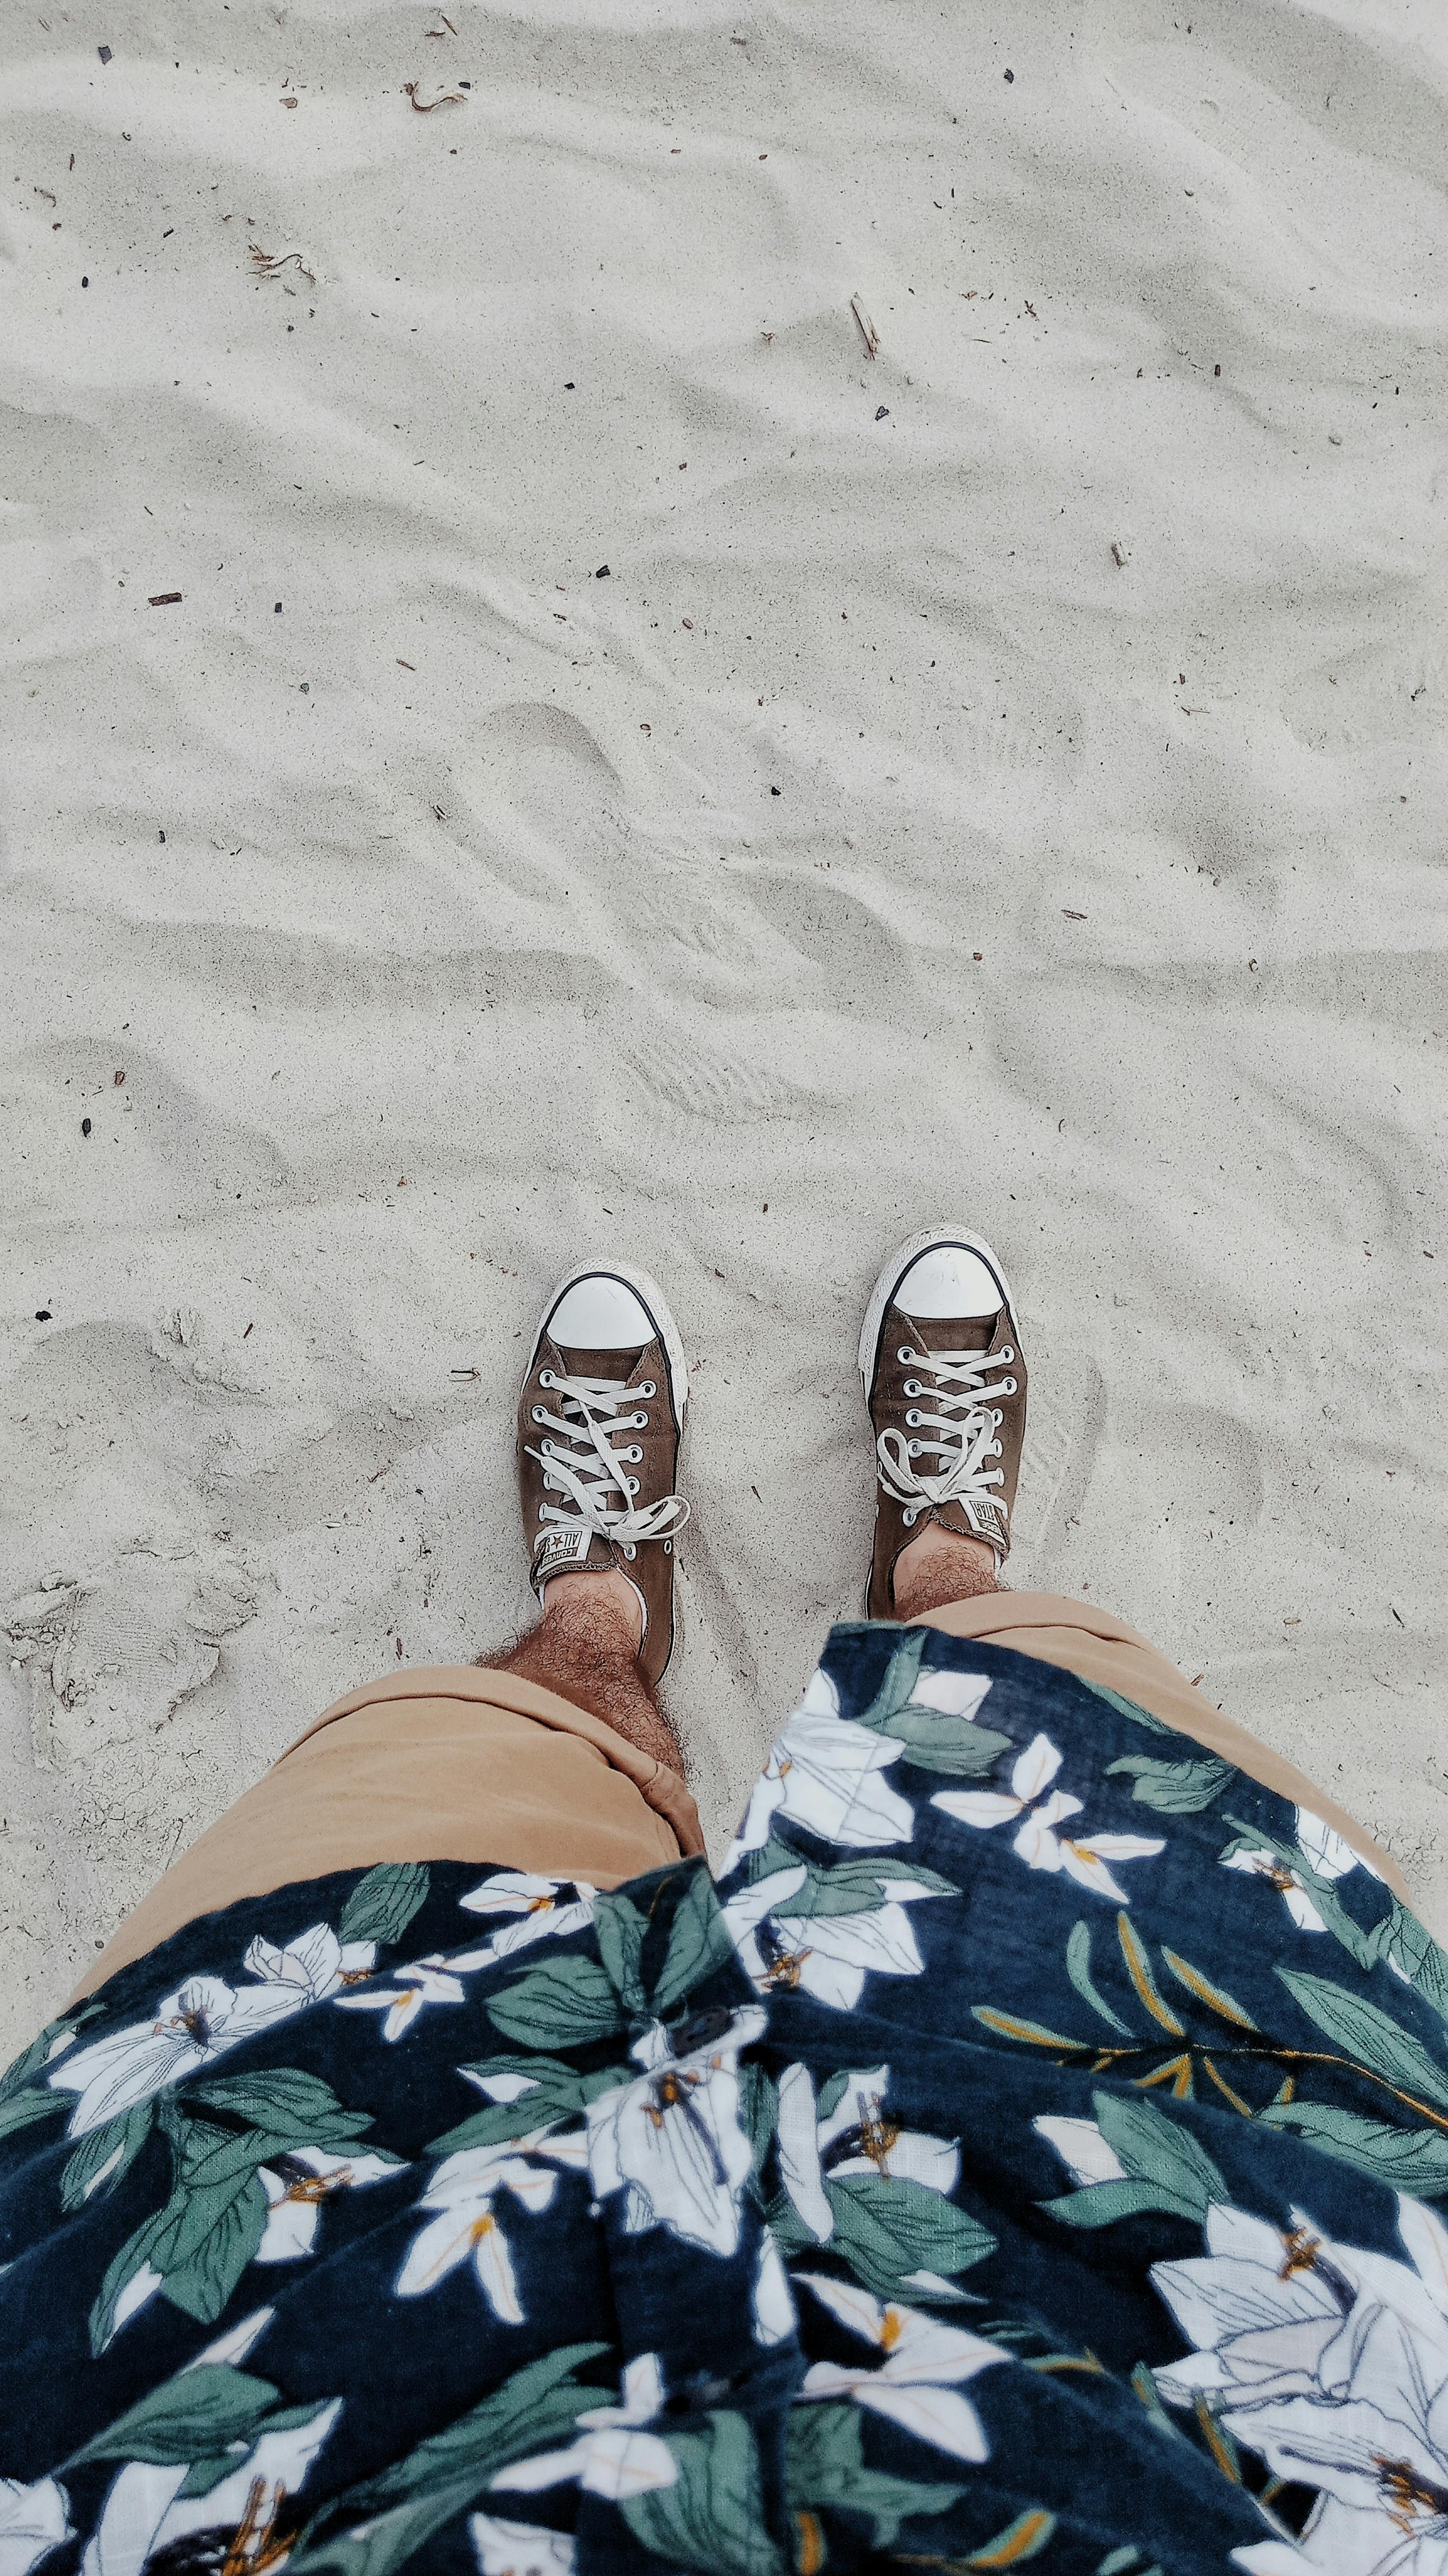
left=1, top=1623, right=1444, bottom=2576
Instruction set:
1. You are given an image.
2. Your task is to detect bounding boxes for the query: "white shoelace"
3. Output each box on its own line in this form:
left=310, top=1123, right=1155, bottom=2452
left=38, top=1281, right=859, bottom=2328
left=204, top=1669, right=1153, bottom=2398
left=527, top=1370, right=690, bottom=1562
left=876, top=1340, right=1018, bottom=1531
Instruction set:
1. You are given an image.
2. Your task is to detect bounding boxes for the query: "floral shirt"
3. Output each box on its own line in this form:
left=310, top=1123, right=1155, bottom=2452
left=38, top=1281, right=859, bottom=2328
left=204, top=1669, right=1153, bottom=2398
left=3, top=1621, right=1446, bottom=2576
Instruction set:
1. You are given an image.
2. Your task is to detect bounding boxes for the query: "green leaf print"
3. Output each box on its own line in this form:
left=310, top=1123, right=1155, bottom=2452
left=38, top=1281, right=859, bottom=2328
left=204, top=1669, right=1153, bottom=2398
left=781, top=1859, right=957, bottom=1921
left=786, top=2402, right=961, bottom=2545
left=593, top=1889, right=649, bottom=2015
left=621, top=2411, right=782, bottom=2576
left=825, top=2170, right=995, bottom=2300
left=87, top=2070, right=392, bottom=2349
left=1044, top=2091, right=1225, bottom=2230
left=651, top=1868, right=737, bottom=2016
left=0, top=2002, right=102, bottom=2103
left=289, top=2346, right=610, bottom=2576
left=1094, top=2091, right=1226, bottom=2217
left=65, top=2361, right=281, bottom=2467
left=1383, top=1905, right=1448, bottom=2034
left=185, top=2067, right=379, bottom=2152
left=339, top=1861, right=431, bottom=1949
left=854, top=1630, right=931, bottom=1733
left=1104, top=1754, right=1230, bottom=1814
left=851, top=1634, right=1010, bottom=1773
left=486, top=1955, right=626, bottom=2051
left=0, top=2086, right=70, bottom=2144
left=61, top=2098, right=155, bottom=2210
left=1258, top=2100, right=1448, bottom=2195
left=879, top=1706, right=1014, bottom=1778
left=1278, top=1966, right=1448, bottom=2114
left=428, top=2055, right=625, bottom=2155
left=1077, top=1680, right=1172, bottom=1733
left=1065, top=1922, right=1133, bottom=2037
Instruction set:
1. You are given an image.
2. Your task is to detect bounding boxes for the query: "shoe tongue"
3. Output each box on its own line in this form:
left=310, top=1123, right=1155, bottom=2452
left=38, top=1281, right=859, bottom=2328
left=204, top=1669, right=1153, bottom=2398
left=551, top=1341, right=646, bottom=1385
left=897, top=1306, right=997, bottom=1358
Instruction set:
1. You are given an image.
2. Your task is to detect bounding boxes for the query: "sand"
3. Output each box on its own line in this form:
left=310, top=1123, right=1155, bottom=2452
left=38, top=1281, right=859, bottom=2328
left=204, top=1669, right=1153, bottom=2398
left=1, top=0, right=1444, bottom=2054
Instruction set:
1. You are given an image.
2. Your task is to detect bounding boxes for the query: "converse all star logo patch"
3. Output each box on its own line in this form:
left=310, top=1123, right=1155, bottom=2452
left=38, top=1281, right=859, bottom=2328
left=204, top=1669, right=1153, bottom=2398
left=532, top=1525, right=594, bottom=1581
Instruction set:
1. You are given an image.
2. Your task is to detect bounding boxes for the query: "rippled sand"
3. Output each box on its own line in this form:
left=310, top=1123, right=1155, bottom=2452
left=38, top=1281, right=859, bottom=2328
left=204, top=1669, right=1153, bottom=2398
left=1, top=0, right=1443, bottom=2044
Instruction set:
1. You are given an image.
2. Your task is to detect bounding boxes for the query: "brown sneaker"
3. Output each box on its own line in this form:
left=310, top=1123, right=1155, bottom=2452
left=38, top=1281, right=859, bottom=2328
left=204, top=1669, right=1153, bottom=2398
left=858, top=1229, right=1027, bottom=1619
left=516, top=1263, right=690, bottom=1688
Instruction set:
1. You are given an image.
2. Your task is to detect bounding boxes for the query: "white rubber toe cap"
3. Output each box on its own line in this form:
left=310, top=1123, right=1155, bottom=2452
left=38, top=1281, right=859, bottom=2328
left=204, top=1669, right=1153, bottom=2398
left=547, top=1272, right=658, bottom=1351
left=894, top=1243, right=1003, bottom=1320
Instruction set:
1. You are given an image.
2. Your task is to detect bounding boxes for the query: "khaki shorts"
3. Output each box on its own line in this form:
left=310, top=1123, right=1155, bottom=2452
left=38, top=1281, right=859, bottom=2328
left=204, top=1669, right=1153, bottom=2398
left=71, top=1594, right=1403, bottom=2001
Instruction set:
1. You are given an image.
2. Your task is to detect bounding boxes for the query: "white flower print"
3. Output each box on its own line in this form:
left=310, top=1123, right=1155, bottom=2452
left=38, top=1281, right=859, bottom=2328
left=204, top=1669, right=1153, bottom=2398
left=905, top=1667, right=994, bottom=1720
left=795, top=2276, right=1005, bottom=2463
left=724, top=1668, right=913, bottom=1871
left=256, top=2146, right=402, bottom=2262
left=48, top=1945, right=352, bottom=2140
left=1033, top=2115, right=1128, bottom=2189
left=471, top=2513, right=576, bottom=2576
left=79, top=2309, right=340, bottom=2576
left=395, top=2132, right=589, bottom=2322
left=335, top=1956, right=467, bottom=2041
left=244, top=1923, right=378, bottom=1998
left=723, top=1868, right=943, bottom=2012
left=450, top=1872, right=596, bottom=1970
left=753, top=2233, right=797, bottom=2346
left=778, top=2064, right=960, bottom=2252
left=1152, top=2196, right=1448, bottom=2576
left=933, top=1733, right=1164, bottom=1902
left=587, top=2006, right=765, bottom=2258
left=1223, top=1806, right=1386, bottom=1936
left=0, top=2477, right=72, bottom=2576
left=491, top=2353, right=678, bottom=2503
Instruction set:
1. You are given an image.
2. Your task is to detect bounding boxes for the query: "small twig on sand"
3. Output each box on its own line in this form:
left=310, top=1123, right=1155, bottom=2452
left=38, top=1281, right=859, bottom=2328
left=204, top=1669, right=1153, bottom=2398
left=850, top=291, right=878, bottom=358
left=404, top=78, right=466, bottom=109
left=250, top=242, right=316, bottom=284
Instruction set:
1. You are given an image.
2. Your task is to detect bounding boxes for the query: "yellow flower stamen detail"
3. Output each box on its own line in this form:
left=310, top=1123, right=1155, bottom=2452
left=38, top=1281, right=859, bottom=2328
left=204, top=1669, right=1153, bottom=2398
left=795, top=2510, right=827, bottom=2575
left=879, top=2306, right=904, bottom=2351
left=1279, top=2225, right=1323, bottom=2281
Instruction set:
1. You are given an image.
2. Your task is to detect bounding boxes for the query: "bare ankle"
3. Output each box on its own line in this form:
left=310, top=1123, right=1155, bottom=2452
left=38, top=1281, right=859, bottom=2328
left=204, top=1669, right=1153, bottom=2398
left=891, top=1522, right=999, bottom=1621
left=539, top=1566, right=643, bottom=1652
left=486, top=1574, right=682, bottom=1773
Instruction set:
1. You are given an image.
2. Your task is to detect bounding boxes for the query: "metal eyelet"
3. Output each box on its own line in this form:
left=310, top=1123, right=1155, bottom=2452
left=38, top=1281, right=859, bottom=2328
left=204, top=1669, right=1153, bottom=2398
left=538, top=1368, right=554, bottom=1387
left=903, top=1507, right=917, bottom=1527
left=537, top=1506, right=546, bottom=1522
left=897, top=1346, right=914, bottom=1365
left=1003, top=1378, right=1017, bottom=1395
left=999, top=1347, right=1013, bottom=1364
left=623, top=1542, right=636, bottom=1559
left=627, top=1477, right=640, bottom=1494
left=905, top=1408, right=921, bottom=1427
left=908, top=1440, right=921, bottom=1458
left=638, top=1379, right=656, bottom=1397
left=532, top=1406, right=545, bottom=1422
left=903, top=1380, right=921, bottom=1398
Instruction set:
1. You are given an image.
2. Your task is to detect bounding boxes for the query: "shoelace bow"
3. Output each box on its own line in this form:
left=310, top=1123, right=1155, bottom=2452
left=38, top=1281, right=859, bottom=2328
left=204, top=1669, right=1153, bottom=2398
left=876, top=1340, right=1018, bottom=1531
left=527, top=1370, right=690, bottom=1559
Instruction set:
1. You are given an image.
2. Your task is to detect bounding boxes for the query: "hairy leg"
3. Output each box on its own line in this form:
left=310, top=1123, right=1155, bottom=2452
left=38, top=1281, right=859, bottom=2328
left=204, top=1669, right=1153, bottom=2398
left=486, top=1567, right=684, bottom=1772
left=890, top=1521, right=999, bottom=1622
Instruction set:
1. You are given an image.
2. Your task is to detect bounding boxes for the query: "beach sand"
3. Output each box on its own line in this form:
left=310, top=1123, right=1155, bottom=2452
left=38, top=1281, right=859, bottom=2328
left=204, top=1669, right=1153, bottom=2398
left=1, top=0, right=1444, bottom=2049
